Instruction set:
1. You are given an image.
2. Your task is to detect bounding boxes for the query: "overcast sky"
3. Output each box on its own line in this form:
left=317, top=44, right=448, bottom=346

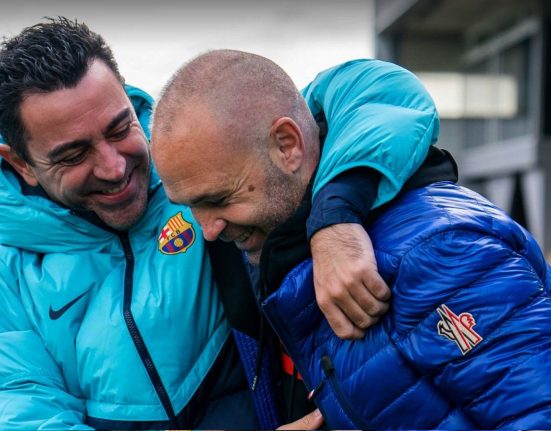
left=0, top=0, right=374, bottom=97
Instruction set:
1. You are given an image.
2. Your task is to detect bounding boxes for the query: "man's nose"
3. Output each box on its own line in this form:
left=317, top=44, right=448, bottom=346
left=192, top=208, right=227, bottom=241
left=93, top=141, right=126, bottom=182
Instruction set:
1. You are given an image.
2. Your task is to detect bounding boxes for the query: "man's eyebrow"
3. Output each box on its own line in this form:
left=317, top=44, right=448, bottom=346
left=47, top=139, right=91, bottom=161
left=104, top=108, right=132, bottom=134
left=188, top=192, right=225, bottom=206
left=188, top=193, right=212, bottom=206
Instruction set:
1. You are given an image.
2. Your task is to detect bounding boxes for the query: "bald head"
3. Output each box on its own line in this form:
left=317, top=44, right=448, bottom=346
left=152, top=49, right=318, bottom=160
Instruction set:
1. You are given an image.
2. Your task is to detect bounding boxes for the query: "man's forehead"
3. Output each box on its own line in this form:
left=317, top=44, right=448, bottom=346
left=20, top=73, right=130, bottom=151
left=26, top=61, right=124, bottom=110
left=159, top=132, right=239, bottom=179
left=173, top=168, right=230, bottom=194
left=163, top=160, right=236, bottom=205
left=155, top=115, right=251, bottom=203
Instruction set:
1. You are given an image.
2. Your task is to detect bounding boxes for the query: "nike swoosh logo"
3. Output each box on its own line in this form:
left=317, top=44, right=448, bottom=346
left=49, top=291, right=89, bottom=320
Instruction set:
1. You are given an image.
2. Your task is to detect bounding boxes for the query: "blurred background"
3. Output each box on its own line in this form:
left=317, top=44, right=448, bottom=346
left=374, top=0, right=551, bottom=262
left=1, top=0, right=549, bottom=260
left=0, top=0, right=375, bottom=96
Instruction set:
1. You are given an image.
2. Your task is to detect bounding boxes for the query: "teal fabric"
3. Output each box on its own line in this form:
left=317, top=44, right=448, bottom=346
left=0, top=87, right=229, bottom=428
left=303, top=59, right=439, bottom=208
left=125, top=84, right=154, bottom=141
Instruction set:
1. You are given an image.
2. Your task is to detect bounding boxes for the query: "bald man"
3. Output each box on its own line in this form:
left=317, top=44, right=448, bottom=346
left=151, top=50, right=442, bottom=340
left=150, top=49, right=435, bottom=424
left=151, top=50, right=551, bottom=429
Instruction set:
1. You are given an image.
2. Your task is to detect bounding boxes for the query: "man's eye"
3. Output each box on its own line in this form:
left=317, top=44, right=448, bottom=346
left=59, top=151, right=87, bottom=166
left=109, top=123, right=131, bottom=140
left=209, top=197, right=227, bottom=207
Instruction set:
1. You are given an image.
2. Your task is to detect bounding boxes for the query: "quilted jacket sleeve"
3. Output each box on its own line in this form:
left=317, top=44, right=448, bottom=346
left=302, top=59, right=439, bottom=208
left=0, top=261, right=92, bottom=430
left=393, top=228, right=551, bottom=429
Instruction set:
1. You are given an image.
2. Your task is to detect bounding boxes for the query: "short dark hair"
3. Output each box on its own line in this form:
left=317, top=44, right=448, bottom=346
left=0, top=17, right=124, bottom=163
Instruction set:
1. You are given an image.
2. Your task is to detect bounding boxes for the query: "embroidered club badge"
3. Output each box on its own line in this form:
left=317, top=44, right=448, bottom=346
left=158, top=212, right=195, bottom=255
left=437, top=304, right=483, bottom=355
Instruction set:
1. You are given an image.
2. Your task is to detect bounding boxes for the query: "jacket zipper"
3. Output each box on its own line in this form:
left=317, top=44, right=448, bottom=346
left=119, top=233, right=177, bottom=425
left=320, top=355, right=371, bottom=430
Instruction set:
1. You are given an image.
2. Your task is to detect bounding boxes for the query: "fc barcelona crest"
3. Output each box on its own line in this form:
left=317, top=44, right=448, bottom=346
left=437, top=304, right=483, bottom=355
left=158, top=212, right=196, bottom=255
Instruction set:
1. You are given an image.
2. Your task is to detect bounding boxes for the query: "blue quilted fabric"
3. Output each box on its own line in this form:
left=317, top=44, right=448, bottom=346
left=262, top=181, right=551, bottom=429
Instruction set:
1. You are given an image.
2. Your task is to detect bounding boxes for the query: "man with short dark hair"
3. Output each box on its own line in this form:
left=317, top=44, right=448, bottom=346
left=0, top=19, right=438, bottom=429
left=152, top=49, right=551, bottom=429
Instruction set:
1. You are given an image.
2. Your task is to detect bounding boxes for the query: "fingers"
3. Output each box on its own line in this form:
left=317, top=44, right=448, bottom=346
left=363, top=269, right=391, bottom=301
left=316, top=276, right=388, bottom=332
left=345, top=282, right=389, bottom=322
left=318, top=294, right=382, bottom=339
left=331, top=312, right=369, bottom=339
left=277, top=409, right=324, bottom=430
left=310, top=223, right=391, bottom=339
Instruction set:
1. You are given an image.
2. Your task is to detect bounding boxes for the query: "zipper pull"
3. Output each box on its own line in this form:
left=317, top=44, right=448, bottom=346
left=321, top=355, right=335, bottom=377
left=307, top=355, right=334, bottom=400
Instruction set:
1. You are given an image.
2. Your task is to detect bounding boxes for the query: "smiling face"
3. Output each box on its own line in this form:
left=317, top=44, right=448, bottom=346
left=153, top=105, right=304, bottom=264
left=11, top=60, right=151, bottom=230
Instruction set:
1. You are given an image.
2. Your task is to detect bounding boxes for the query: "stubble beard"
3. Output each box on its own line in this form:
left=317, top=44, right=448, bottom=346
left=85, top=159, right=151, bottom=231
left=248, top=158, right=304, bottom=265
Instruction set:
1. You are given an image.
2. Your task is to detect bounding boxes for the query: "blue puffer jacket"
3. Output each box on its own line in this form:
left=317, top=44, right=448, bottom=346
left=263, top=182, right=551, bottom=429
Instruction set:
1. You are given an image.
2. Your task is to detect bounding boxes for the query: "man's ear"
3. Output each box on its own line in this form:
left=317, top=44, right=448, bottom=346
left=0, top=144, right=39, bottom=186
left=268, top=117, right=305, bottom=174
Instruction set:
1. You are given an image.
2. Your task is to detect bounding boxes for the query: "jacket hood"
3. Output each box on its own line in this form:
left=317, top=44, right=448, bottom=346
left=0, top=85, right=158, bottom=253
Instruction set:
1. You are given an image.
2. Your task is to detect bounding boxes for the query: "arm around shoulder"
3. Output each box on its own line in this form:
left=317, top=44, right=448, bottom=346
left=302, top=59, right=439, bottom=207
